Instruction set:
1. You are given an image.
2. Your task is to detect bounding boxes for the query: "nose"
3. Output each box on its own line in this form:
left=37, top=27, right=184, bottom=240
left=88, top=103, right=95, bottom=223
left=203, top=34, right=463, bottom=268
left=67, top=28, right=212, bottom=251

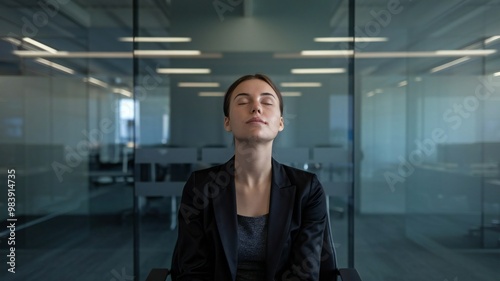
left=251, top=102, right=262, bottom=114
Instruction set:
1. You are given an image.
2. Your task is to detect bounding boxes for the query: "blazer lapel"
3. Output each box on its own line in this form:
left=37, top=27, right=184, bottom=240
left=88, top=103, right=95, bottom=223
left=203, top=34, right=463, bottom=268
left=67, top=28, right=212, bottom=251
left=212, top=158, right=238, bottom=281
left=212, top=157, right=296, bottom=281
left=266, top=158, right=296, bottom=280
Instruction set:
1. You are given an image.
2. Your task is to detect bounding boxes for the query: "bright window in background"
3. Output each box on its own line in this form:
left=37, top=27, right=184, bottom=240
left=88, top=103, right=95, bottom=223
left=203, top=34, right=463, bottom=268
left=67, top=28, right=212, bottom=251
left=162, top=113, right=169, bottom=144
left=119, top=98, right=135, bottom=143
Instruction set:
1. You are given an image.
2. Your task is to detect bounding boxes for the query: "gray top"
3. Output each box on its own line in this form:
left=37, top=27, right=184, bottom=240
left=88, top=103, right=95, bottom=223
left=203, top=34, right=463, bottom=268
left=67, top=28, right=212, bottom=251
left=236, top=214, right=268, bottom=281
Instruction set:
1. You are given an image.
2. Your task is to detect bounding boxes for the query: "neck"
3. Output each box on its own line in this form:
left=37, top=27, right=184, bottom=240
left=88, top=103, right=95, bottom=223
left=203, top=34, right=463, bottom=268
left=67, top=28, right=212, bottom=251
left=233, top=140, right=273, bottom=187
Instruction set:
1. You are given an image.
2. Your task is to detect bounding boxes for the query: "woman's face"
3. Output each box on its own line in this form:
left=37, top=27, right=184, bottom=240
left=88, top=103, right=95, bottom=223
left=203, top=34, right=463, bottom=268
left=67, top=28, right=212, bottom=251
left=224, top=79, right=284, bottom=144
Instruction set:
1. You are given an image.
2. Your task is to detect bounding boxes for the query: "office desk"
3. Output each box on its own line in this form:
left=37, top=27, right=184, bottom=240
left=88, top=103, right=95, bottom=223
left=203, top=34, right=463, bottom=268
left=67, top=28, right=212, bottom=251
left=411, top=165, right=500, bottom=248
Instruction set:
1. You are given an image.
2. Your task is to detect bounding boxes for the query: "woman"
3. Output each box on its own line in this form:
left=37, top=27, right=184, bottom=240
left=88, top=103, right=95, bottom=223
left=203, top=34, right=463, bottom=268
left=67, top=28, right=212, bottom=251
left=171, top=74, right=336, bottom=281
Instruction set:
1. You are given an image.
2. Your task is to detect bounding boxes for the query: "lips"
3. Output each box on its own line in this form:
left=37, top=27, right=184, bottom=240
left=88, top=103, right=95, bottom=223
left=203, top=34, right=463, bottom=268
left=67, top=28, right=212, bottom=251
left=246, top=117, right=267, bottom=124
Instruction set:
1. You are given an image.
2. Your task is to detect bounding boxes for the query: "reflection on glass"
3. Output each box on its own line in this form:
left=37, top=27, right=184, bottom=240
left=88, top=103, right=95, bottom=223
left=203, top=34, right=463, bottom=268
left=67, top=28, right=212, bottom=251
left=356, top=1, right=500, bottom=280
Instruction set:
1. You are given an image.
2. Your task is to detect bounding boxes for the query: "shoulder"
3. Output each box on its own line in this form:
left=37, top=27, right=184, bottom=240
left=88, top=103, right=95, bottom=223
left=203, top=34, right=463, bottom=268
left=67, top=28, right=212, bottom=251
left=281, top=164, right=317, bottom=183
left=273, top=159, right=323, bottom=194
left=275, top=161, right=327, bottom=216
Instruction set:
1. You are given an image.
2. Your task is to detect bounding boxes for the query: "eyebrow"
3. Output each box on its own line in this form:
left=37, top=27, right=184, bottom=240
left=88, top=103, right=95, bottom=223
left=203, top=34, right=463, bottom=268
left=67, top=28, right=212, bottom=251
left=233, top=92, right=277, bottom=100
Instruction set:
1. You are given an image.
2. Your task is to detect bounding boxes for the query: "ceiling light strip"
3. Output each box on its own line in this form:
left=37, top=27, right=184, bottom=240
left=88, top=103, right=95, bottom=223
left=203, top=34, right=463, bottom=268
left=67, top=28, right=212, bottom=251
left=133, top=50, right=201, bottom=56
left=3, top=37, right=22, bottom=46
left=280, top=82, right=322, bottom=87
left=178, top=82, right=220, bottom=87
left=301, top=50, right=354, bottom=56
left=358, top=50, right=496, bottom=58
left=314, top=37, right=388, bottom=42
left=277, top=50, right=497, bottom=59
left=430, top=57, right=471, bottom=73
left=34, top=58, right=75, bottom=74
left=291, top=68, right=345, bottom=74
left=282, top=92, right=302, bottom=97
left=13, top=51, right=129, bottom=58
left=199, top=92, right=224, bottom=97
left=23, top=37, right=58, bottom=53
left=84, top=77, right=109, bottom=88
left=119, top=37, right=192, bottom=42
left=435, top=50, right=496, bottom=56
left=113, top=88, right=132, bottom=97
left=12, top=50, right=208, bottom=58
left=15, top=50, right=493, bottom=59
left=157, top=68, right=211, bottom=74
left=485, top=36, right=500, bottom=45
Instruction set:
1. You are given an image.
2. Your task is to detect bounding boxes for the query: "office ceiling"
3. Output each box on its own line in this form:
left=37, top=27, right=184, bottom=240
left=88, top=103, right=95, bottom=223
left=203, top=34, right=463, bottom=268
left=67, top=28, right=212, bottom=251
left=1, top=0, right=500, bottom=92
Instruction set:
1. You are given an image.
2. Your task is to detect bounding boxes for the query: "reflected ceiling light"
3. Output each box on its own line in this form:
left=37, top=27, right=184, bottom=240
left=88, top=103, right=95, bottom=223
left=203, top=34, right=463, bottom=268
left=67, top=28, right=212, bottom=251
left=314, top=37, right=388, bottom=42
left=277, top=50, right=497, bottom=59
left=34, top=58, right=75, bottom=74
left=12, top=50, right=219, bottom=58
left=375, top=89, right=383, bottom=94
left=430, top=57, right=471, bottom=73
left=366, top=91, right=375, bottom=97
left=494, top=72, right=500, bottom=77
left=84, top=77, right=109, bottom=88
left=485, top=36, right=500, bottom=45
left=133, top=50, right=201, bottom=56
left=434, top=50, right=496, bottom=56
left=301, top=50, right=354, bottom=56
left=13, top=51, right=127, bottom=58
left=3, top=37, right=21, bottom=46
left=280, top=82, right=322, bottom=87
left=178, top=82, right=220, bottom=87
left=397, top=81, right=408, bottom=87
left=112, top=88, right=132, bottom=97
left=291, top=68, right=345, bottom=74
left=356, top=50, right=496, bottom=58
left=119, top=37, right=192, bottom=42
left=282, top=92, right=302, bottom=97
left=157, top=68, right=211, bottom=74
left=198, top=92, right=224, bottom=97
left=23, top=38, right=58, bottom=53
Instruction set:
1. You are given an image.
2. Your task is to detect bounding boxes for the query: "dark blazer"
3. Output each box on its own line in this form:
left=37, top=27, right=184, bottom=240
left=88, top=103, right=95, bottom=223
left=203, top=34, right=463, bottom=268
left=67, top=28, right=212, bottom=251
left=171, top=157, right=338, bottom=281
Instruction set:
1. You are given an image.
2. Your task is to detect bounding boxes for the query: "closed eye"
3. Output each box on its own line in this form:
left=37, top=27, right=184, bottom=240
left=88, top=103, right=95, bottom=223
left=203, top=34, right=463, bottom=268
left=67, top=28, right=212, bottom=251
left=261, top=98, right=274, bottom=105
left=236, top=98, right=249, bottom=105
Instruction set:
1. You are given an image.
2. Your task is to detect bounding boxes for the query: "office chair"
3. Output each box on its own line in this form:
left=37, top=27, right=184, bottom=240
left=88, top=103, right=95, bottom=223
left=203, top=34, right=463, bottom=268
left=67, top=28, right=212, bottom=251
left=144, top=220, right=363, bottom=281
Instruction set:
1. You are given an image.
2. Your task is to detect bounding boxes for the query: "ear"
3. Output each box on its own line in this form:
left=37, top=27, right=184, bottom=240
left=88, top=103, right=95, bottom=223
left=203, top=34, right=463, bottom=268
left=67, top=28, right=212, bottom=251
left=278, top=116, right=284, bottom=132
left=224, top=116, right=232, bottom=132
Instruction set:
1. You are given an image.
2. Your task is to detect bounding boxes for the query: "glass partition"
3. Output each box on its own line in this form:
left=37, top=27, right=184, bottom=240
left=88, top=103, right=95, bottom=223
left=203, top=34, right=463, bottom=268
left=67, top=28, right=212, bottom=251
left=2, top=1, right=498, bottom=281
left=134, top=0, right=352, bottom=279
left=355, top=0, right=500, bottom=280
left=0, top=1, right=134, bottom=280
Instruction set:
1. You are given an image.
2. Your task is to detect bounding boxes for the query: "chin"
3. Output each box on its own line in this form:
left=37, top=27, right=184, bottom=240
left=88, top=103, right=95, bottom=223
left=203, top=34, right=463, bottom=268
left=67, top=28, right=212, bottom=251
left=235, top=134, right=277, bottom=144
